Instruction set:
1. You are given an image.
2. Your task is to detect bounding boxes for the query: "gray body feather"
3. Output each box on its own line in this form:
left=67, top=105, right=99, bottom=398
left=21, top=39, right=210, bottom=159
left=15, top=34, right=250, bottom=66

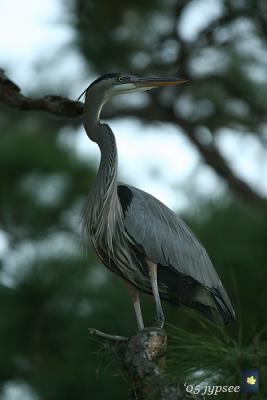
left=117, top=184, right=235, bottom=325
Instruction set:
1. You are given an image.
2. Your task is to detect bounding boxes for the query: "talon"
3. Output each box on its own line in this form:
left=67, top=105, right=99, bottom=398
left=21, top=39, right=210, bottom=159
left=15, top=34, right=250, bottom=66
left=155, top=318, right=165, bottom=329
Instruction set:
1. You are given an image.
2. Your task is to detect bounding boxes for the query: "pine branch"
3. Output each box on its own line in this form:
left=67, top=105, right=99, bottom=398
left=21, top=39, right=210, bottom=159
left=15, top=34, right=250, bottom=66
left=92, top=328, right=200, bottom=400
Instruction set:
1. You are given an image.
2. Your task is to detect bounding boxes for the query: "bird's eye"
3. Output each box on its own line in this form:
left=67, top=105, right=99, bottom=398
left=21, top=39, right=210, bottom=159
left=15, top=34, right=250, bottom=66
left=118, top=75, right=124, bottom=82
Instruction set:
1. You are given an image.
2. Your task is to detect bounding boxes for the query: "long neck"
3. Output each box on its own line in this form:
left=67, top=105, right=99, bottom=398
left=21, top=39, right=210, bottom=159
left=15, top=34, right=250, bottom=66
left=96, top=122, right=118, bottom=200
left=83, top=87, right=118, bottom=199
left=82, top=88, right=120, bottom=241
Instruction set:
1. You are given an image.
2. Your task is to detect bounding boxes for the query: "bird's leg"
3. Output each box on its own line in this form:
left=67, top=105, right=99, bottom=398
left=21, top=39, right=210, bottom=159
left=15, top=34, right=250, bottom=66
left=147, top=260, right=165, bottom=328
left=124, top=280, right=144, bottom=331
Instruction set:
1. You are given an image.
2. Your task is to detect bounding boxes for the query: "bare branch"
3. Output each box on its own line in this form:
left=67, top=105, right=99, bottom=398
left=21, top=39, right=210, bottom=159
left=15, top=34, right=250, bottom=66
left=89, top=328, right=128, bottom=341
left=171, top=111, right=267, bottom=208
left=0, top=69, right=83, bottom=118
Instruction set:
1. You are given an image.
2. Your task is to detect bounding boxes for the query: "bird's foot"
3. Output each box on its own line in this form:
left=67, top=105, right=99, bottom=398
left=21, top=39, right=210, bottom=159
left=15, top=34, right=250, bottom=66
left=88, top=328, right=128, bottom=341
left=154, top=319, right=165, bottom=329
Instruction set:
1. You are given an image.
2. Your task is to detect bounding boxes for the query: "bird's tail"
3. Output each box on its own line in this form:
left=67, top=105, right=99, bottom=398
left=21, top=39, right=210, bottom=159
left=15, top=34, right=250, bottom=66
left=194, top=285, right=235, bottom=326
left=212, top=285, right=235, bottom=325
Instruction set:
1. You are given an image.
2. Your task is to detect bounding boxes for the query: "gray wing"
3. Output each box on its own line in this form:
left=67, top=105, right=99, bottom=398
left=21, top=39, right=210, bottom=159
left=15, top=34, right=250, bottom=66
left=117, top=184, right=235, bottom=324
left=118, top=184, right=218, bottom=288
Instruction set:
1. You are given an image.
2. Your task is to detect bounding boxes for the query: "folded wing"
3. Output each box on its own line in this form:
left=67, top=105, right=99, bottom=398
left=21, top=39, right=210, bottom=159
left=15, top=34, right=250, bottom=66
left=118, top=184, right=235, bottom=325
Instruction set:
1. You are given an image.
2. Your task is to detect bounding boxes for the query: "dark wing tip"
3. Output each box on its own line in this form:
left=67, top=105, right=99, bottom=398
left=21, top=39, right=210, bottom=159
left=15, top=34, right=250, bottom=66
left=211, top=286, right=235, bottom=325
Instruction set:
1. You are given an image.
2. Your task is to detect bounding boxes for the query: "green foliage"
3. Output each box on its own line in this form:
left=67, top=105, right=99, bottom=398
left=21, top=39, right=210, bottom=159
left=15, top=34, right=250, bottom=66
left=167, top=313, right=267, bottom=399
left=186, top=200, right=267, bottom=334
left=0, top=115, right=132, bottom=399
left=71, top=0, right=164, bottom=72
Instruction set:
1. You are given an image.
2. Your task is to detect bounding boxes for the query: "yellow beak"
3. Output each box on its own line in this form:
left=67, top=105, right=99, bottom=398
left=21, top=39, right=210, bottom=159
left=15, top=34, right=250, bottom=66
left=133, top=76, right=188, bottom=88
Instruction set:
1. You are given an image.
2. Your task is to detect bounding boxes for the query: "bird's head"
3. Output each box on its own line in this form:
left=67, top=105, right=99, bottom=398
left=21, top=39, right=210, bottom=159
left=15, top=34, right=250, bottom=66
left=81, top=73, right=187, bottom=139
left=80, top=72, right=187, bottom=103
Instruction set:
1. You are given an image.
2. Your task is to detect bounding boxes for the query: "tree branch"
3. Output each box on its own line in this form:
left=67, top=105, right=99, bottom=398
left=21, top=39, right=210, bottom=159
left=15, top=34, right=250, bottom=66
left=170, top=110, right=267, bottom=208
left=97, top=328, right=198, bottom=400
left=1, top=68, right=266, bottom=207
left=0, top=69, right=83, bottom=118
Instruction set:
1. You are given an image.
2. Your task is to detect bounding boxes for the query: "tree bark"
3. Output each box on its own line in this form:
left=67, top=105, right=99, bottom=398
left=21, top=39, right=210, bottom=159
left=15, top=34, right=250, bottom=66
left=102, top=328, right=198, bottom=400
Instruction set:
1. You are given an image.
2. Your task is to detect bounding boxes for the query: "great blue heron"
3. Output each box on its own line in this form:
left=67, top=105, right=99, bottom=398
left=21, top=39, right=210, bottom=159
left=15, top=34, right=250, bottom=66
left=81, top=73, right=235, bottom=332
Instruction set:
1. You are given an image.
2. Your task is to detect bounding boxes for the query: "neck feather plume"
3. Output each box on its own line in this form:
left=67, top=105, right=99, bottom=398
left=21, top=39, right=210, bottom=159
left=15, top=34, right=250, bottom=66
left=82, top=100, right=123, bottom=253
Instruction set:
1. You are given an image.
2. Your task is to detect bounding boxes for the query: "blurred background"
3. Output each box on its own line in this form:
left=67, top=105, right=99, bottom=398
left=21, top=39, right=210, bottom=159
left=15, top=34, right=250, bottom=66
left=0, top=0, right=267, bottom=399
